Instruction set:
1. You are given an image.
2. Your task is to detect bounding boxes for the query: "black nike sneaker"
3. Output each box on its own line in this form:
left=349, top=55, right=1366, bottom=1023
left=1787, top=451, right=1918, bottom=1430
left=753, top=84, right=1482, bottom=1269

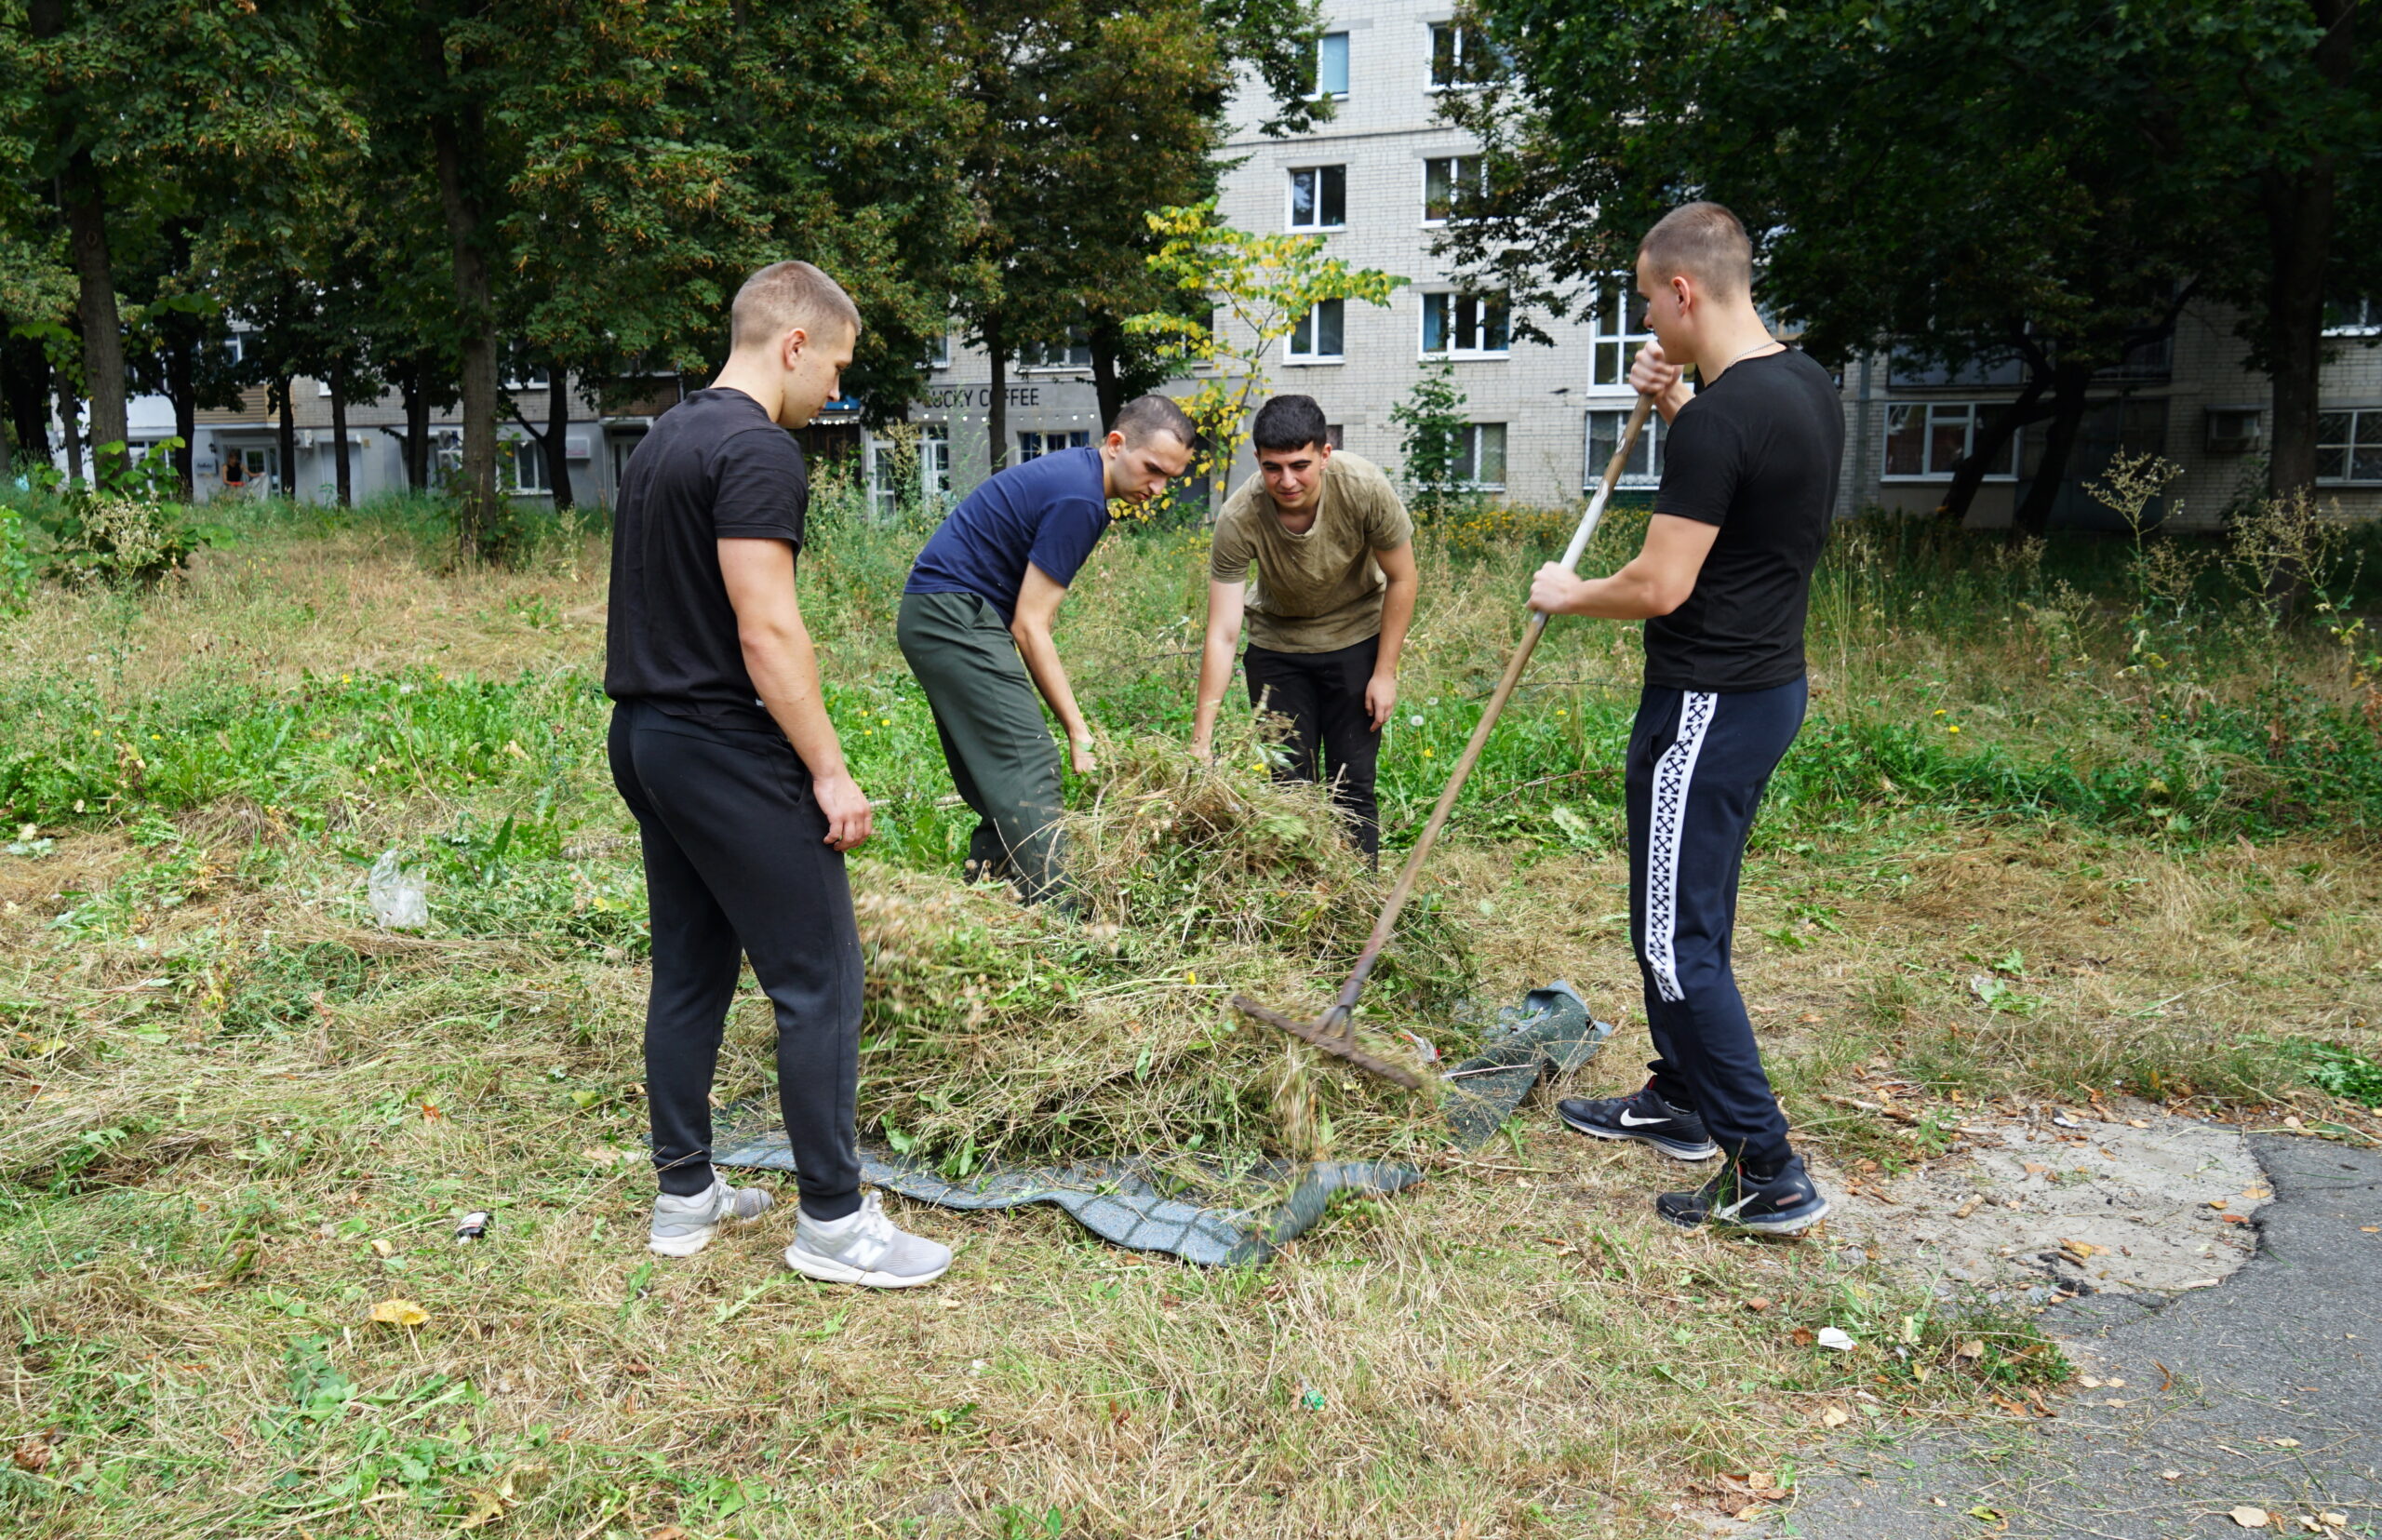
left=1557, top=1084, right=1720, bottom=1161
left=1655, top=1154, right=1830, bottom=1235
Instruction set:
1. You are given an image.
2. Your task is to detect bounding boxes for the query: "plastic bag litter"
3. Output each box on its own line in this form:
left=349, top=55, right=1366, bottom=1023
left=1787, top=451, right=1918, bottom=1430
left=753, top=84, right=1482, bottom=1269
left=367, top=850, right=429, bottom=931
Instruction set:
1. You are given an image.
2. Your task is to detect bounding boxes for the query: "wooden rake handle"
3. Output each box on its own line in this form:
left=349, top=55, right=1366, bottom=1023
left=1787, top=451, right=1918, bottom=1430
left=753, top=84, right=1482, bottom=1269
left=1322, top=393, right=1656, bottom=1025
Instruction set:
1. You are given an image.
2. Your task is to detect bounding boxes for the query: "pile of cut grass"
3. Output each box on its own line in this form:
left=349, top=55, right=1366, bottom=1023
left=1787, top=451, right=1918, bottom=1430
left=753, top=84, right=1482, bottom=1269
left=853, top=728, right=1477, bottom=1174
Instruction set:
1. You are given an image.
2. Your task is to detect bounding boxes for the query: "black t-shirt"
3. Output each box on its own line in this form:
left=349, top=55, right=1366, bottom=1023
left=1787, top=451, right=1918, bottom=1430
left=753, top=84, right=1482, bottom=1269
left=1644, top=348, right=1843, bottom=693
left=603, top=388, right=808, bottom=731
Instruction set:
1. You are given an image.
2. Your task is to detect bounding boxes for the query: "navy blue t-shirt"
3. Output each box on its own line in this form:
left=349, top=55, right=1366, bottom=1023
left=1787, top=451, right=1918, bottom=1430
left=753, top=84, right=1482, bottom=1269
left=903, top=446, right=1111, bottom=620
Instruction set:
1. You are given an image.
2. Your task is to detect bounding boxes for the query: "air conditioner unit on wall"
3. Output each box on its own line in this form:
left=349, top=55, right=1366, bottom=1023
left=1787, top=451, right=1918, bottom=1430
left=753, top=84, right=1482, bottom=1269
left=2206, top=406, right=2264, bottom=454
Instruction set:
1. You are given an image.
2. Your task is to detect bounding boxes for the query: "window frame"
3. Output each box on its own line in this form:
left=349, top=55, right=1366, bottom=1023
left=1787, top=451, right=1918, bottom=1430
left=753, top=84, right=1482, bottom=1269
left=1016, top=332, right=1092, bottom=372
left=1585, top=408, right=1664, bottom=489
left=2316, top=408, right=2382, bottom=485
left=1287, top=164, right=1347, bottom=232
left=1311, top=30, right=1350, bottom=100
left=1427, top=21, right=1505, bottom=90
left=1880, top=401, right=2022, bottom=482
left=501, top=435, right=553, bottom=495
left=1421, top=154, right=1487, bottom=227
left=2323, top=297, right=2381, bottom=338
left=1586, top=275, right=1653, bottom=388
left=1285, top=298, right=1347, bottom=365
left=1419, top=289, right=1511, bottom=359
left=1452, top=422, right=1506, bottom=490
left=1016, top=429, right=1092, bottom=463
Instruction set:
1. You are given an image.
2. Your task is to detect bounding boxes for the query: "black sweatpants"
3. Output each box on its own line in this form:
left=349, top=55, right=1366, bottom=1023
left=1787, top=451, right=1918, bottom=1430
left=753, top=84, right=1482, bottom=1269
left=608, top=701, right=864, bottom=1219
left=1243, top=636, right=1383, bottom=858
left=1626, top=677, right=1807, bottom=1172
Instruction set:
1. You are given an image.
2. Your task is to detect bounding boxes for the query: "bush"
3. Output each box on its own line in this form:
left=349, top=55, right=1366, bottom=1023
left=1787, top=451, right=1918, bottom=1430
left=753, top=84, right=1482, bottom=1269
left=0, top=503, right=36, bottom=613
left=47, top=491, right=207, bottom=589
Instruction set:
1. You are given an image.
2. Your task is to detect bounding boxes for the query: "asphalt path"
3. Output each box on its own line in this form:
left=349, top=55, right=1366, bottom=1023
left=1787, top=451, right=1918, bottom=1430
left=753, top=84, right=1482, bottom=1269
left=1767, top=1133, right=2381, bottom=1539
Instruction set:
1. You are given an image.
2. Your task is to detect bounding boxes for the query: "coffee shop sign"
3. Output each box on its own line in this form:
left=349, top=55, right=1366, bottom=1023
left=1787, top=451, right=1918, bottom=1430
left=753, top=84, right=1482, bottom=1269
left=925, top=385, right=1042, bottom=409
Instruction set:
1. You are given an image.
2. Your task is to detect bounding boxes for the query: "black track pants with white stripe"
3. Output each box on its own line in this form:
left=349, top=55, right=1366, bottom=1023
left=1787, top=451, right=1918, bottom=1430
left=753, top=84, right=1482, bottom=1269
left=1625, top=676, right=1807, bottom=1172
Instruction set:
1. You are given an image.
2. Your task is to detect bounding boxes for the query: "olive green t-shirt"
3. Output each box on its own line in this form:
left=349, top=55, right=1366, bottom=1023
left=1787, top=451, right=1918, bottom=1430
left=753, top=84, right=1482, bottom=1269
left=1210, top=451, right=1414, bottom=653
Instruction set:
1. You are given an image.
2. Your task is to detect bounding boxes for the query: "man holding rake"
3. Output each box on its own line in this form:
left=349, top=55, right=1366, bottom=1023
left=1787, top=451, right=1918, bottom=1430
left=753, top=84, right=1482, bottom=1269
left=1531, top=203, right=1841, bottom=1235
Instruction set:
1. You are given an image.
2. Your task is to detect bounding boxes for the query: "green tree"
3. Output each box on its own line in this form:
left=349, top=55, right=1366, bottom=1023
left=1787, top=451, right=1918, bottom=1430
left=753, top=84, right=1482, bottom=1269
left=1389, top=358, right=1468, bottom=524
left=1444, top=0, right=2379, bottom=525
left=1131, top=200, right=1404, bottom=511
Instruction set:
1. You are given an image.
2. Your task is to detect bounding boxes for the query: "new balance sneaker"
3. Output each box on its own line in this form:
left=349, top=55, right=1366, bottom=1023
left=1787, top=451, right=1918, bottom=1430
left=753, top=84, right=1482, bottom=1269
left=783, top=1192, right=952, bottom=1289
left=1557, top=1084, right=1720, bottom=1161
left=1655, top=1154, right=1830, bottom=1235
left=648, top=1178, right=775, bottom=1257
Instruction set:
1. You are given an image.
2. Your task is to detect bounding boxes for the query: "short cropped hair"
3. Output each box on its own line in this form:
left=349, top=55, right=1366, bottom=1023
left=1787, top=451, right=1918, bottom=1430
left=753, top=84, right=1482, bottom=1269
left=1110, top=393, right=1197, bottom=449
left=1251, top=395, right=1330, bottom=454
left=1637, top=202, right=1754, bottom=301
left=730, top=261, right=861, bottom=351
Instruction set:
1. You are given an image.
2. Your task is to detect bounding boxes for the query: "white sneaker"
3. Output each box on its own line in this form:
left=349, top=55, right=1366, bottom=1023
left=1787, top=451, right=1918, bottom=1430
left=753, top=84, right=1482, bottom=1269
left=783, top=1192, right=952, bottom=1288
left=648, top=1178, right=774, bottom=1257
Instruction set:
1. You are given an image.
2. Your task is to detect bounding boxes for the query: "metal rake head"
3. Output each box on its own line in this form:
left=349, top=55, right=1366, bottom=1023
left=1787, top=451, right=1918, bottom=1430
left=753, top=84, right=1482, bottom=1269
left=1230, top=994, right=1425, bottom=1091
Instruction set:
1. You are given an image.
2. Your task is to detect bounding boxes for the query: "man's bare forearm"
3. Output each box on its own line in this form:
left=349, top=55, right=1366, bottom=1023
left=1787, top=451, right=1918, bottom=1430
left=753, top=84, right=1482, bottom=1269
left=743, top=617, right=850, bottom=781
left=1191, top=632, right=1238, bottom=748
left=1375, top=574, right=1416, bottom=676
left=1011, top=621, right=1089, bottom=744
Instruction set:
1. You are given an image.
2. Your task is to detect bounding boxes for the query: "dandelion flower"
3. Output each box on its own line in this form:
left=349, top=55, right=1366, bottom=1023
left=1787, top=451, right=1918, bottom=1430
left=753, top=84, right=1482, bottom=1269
left=1409, top=714, right=1424, bottom=727
left=1947, top=725, right=1960, bottom=734
left=1423, top=747, right=1435, bottom=757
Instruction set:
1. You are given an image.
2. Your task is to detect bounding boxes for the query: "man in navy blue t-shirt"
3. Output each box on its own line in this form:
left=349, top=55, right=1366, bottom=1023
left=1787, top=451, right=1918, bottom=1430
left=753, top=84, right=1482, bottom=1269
left=898, top=396, right=1195, bottom=902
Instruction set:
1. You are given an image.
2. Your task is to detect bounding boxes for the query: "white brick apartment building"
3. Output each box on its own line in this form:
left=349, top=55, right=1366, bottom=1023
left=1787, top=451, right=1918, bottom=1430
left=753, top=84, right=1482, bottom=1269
left=903, top=0, right=2382, bottom=531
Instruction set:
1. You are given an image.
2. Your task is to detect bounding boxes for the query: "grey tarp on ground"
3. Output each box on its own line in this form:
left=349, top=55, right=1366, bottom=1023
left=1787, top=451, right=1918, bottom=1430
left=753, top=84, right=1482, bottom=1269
left=714, top=980, right=1613, bottom=1265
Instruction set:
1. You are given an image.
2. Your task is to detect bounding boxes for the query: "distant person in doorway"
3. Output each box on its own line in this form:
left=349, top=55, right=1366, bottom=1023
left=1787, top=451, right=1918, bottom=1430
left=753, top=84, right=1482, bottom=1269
left=606, top=259, right=949, bottom=1288
left=898, top=395, right=1196, bottom=904
left=1190, top=395, right=1417, bottom=860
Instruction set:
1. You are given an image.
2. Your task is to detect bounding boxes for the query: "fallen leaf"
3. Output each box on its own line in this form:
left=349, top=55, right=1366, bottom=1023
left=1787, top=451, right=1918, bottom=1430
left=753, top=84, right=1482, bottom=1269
left=1821, top=1407, right=1851, bottom=1427
left=1746, top=1296, right=1773, bottom=1313
left=368, top=1298, right=428, bottom=1328
left=2322, top=1514, right=2349, bottom=1528
left=370, top=1238, right=394, bottom=1257
left=2129, top=1118, right=2150, bottom=1128
left=1970, top=1505, right=2005, bottom=1523
left=1789, top=1327, right=1815, bottom=1347
left=1955, top=1339, right=1986, bottom=1360
left=2210, top=1199, right=2230, bottom=1211
left=458, top=1490, right=508, bottom=1530
left=2271, top=1438, right=2301, bottom=1449
left=2024, top=1162, right=2049, bottom=1175
left=2232, top=1507, right=2271, bottom=1530
left=1734, top=1504, right=1766, bottom=1521
left=2161, top=1470, right=2182, bottom=1481
left=2061, top=1239, right=2107, bottom=1257
left=2223, top=1213, right=2252, bottom=1225
left=11, top=1441, right=50, bottom=1474
left=1746, top=1471, right=1774, bottom=1490
left=649, top=1529, right=690, bottom=1540
left=2079, top=1375, right=2103, bottom=1388
left=1955, top=1198, right=1981, bottom=1218
left=1816, top=1327, right=1857, bottom=1351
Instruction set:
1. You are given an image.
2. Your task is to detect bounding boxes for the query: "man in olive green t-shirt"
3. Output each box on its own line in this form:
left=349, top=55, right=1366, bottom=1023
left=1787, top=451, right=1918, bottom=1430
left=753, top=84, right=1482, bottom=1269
left=1191, top=395, right=1418, bottom=857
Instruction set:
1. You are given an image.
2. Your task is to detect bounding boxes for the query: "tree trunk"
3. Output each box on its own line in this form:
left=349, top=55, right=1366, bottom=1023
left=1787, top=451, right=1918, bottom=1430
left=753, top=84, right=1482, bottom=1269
left=29, top=0, right=127, bottom=485
left=275, top=376, right=296, bottom=500
left=166, top=330, right=195, bottom=498
left=985, top=316, right=1008, bottom=480
left=330, top=354, right=352, bottom=506
left=60, top=389, right=85, bottom=483
left=402, top=357, right=431, bottom=489
left=2012, top=361, right=2092, bottom=537
left=421, top=32, right=501, bottom=560
left=1089, top=317, right=1125, bottom=431
left=545, top=368, right=574, bottom=512
left=1, top=335, right=48, bottom=462
left=2263, top=0, right=2353, bottom=502
left=1940, top=371, right=2049, bottom=525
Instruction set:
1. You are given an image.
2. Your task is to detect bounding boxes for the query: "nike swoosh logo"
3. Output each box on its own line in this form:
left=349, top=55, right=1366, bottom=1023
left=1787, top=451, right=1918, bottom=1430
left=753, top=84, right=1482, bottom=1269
left=1713, top=1194, right=1759, bottom=1221
left=1618, top=1110, right=1668, bottom=1127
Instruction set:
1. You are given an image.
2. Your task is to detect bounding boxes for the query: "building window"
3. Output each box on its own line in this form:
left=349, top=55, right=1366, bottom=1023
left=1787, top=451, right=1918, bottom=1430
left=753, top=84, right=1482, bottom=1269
left=1452, top=423, right=1506, bottom=489
left=1587, top=278, right=1653, bottom=387
left=1421, top=291, right=1509, bottom=357
left=502, top=437, right=552, bottom=494
left=1018, top=430, right=1091, bottom=462
left=1325, top=423, right=1344, bottom=449
left=1289, top=165, right=1346, bottom=231
left=1312, top=31, right=1349, bottom=99
left=1018, top=332, right=1091, bottom=371
left=1429, top=22, right=1504, bottom=88
left=922, top=425, right=952, bottom=495
left=2318, top=410, right=2382, bottom=484
left=502, top=367, right=552, bottom=393
left=1422, top=156, right=1485, bottom=225
left=1287, top=300, right=1345, bottom=363
left=1881, top=403, right=2020, bottom=480
left=1586, top=409, right=1664, bottom=489
left=2324, top=297, right=2380, bottom=337
left=919, top=329, right=952, bottom=369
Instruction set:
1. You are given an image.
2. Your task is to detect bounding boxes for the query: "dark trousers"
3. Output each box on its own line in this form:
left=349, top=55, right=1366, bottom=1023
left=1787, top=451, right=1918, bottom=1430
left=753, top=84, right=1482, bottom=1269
left=1626, top=677, right=1807, bottom=1172
left=898, top=590, right=1068, bottom=904
left=608, top=701, right=863, bottom=1219
left=1244, top=636, right=1383, bottom=858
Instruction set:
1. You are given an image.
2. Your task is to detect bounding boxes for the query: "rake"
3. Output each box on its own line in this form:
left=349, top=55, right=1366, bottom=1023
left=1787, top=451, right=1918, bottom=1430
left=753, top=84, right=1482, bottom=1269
left=1232, top=394, right=1657, bottom=1090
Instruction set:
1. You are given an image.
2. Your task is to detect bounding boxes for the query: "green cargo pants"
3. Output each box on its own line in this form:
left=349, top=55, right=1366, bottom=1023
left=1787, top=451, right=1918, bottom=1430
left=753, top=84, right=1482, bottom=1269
left=896, top=589, right=1067, bottom=904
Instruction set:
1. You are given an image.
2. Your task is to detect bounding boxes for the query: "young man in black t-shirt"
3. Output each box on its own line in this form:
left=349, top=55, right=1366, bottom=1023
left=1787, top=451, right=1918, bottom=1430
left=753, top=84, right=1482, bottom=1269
left=1529, top=203, right=1842, bottom=1235
left=606, top=260, right=948, bottom=1286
